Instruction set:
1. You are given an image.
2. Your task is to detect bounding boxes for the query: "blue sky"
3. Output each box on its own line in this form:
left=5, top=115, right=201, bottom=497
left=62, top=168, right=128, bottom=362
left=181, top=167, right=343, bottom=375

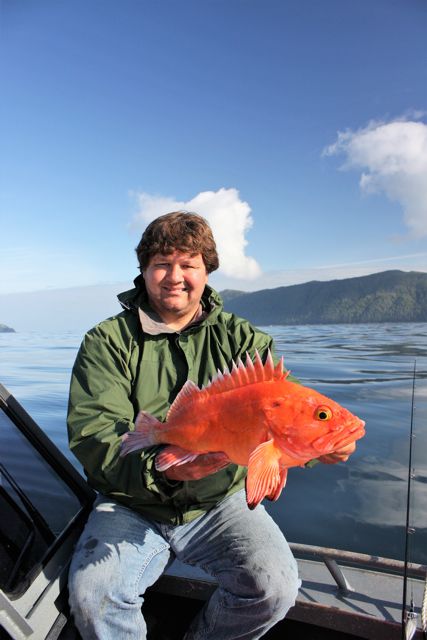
left=1, top=0, right=426, bottom=329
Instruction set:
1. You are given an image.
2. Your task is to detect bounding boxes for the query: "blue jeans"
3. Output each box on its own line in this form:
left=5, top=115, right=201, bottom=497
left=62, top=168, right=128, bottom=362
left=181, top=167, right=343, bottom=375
left=68, top=490, right=300, bottom=639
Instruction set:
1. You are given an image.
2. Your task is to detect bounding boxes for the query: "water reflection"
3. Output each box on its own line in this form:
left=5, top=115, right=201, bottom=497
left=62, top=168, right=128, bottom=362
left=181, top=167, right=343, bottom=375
left=1, top=323, right=427, bottom=563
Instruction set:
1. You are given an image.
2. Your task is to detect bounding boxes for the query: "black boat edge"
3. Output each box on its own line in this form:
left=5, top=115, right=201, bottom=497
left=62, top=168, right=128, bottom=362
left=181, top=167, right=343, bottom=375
left=0, top=381, right=426, bottom=640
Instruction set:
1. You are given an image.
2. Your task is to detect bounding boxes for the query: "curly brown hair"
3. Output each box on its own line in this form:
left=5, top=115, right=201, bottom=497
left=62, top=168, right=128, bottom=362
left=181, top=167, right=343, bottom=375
left=135, top=211, right=219, bottom=273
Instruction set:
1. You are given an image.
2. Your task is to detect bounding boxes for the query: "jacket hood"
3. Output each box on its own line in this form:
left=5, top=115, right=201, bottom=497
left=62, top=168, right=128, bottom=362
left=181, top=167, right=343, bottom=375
left=117, top=274, right=224, bottom=325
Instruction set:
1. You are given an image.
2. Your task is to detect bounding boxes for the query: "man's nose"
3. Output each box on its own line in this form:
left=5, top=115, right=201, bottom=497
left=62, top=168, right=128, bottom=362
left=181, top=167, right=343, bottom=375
left=167, top=264, right=184, bottom=281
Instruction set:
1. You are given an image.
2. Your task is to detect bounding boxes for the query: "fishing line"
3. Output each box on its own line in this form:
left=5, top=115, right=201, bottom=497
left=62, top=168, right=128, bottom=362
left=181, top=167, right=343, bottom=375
left=401, top=359, right=417, bottom=640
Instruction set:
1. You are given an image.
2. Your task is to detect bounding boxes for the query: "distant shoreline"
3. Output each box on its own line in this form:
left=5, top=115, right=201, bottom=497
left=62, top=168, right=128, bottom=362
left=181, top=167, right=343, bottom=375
left=222, top=270, right=427, bottom=325
left=0, top=324, right=15, bottom=333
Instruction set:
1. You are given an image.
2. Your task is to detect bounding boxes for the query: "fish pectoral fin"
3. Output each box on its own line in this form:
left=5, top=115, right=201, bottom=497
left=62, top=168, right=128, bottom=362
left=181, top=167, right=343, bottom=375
left=266, top=466, right=288, bottom=502
left=246, top=439, right=283, bottom=510
left=155, top=445, right=199, bottom=472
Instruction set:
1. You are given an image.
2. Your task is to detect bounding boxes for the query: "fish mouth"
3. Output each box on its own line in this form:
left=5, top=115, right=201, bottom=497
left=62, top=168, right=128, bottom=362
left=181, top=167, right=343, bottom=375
left=332, top=427, right=365, bottom=451
left=312, top=419, right=366, bottom=454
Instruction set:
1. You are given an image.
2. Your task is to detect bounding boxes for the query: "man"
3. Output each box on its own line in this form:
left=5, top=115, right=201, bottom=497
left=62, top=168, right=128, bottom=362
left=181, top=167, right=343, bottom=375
left=67, top=211, right=354, bottom=639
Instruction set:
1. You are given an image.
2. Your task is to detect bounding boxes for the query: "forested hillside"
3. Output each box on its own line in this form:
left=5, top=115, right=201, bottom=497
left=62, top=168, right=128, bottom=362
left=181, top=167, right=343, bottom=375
left=221, top=270, right=427, bottom=325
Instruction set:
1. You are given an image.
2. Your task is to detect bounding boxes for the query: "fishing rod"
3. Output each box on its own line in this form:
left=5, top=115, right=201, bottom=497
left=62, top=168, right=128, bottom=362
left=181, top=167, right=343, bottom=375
left=423, top=576, right=427, bottom=639
left=401, top=359, right=418, bottom=640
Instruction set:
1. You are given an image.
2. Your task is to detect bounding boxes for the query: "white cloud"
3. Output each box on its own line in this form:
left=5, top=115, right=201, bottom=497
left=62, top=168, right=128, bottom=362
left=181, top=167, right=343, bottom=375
left=324, top=118, right=427, bottom=238
left=130, top=187, right=262, bottom=279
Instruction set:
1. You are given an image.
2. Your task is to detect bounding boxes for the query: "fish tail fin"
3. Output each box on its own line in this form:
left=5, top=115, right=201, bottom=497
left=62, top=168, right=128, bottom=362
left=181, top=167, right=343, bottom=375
left=246, top=439, right=285, bottom=509
left=155, top=445, right=199, bottom=471
left=120, top=411, right=161, bottom=456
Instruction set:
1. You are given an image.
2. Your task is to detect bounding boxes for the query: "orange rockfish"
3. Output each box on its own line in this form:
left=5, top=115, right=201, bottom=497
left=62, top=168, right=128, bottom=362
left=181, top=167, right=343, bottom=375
left=121, top=350, right=365, bottom=509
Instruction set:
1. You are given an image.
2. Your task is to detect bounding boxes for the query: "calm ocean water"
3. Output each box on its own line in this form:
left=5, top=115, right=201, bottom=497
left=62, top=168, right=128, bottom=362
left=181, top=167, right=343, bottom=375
left=1, top=323, right=426, bottom=564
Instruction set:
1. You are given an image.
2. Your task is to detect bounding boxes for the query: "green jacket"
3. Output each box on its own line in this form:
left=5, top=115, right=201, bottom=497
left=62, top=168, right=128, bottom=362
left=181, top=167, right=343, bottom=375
left=67, top=279, right=278, bottom=524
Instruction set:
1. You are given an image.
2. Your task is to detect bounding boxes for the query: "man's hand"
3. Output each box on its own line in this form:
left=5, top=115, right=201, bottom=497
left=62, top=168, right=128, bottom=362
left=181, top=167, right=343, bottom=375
left=162, top=452, right=231, bottom=481
left=317, top=442, right=356, bottom=465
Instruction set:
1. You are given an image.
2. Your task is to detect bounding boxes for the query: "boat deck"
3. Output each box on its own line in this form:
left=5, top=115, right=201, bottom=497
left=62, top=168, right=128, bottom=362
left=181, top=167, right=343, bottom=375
left=153, top=547, right=426, bottom=640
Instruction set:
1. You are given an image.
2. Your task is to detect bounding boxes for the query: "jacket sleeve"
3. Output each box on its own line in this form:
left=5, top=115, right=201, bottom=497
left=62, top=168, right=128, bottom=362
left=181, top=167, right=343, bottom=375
left=67, top=324, right=176, bottom=501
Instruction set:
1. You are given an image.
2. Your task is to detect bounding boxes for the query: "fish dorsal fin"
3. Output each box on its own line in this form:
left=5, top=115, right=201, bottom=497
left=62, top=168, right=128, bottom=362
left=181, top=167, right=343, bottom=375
left=205, top=349, right=288, bottom=396
left=167, top=349, right=289, bottom=421
left=167, top=380, right=200, bottom=420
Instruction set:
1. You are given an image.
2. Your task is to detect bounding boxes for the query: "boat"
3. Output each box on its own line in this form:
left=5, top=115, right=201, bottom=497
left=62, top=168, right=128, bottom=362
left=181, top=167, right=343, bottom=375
left=1, top=381, right=426, bottom=639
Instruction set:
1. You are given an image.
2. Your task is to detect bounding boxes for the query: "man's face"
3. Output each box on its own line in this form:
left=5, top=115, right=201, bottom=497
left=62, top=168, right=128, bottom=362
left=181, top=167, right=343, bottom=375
left=143, top=250, right=208, bottom=323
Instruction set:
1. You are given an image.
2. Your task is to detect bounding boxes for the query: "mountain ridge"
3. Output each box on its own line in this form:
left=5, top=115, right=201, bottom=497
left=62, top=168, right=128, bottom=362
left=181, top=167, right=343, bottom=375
left=220, top=270, right=427, bottom=325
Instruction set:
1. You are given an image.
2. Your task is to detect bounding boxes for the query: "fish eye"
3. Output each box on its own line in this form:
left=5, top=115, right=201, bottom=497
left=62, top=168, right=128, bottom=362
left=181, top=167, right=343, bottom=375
left=315, top=406, right=333, bottom=421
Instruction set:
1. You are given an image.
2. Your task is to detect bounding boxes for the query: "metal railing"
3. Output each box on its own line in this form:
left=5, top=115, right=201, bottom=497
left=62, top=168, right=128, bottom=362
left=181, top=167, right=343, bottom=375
left=289, top=542, right=427, bottom=594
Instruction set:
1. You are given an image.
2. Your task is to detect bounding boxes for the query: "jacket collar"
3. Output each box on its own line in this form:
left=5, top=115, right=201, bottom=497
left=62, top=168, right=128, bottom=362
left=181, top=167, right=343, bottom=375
left=117, top=274, right=148, bottom=312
